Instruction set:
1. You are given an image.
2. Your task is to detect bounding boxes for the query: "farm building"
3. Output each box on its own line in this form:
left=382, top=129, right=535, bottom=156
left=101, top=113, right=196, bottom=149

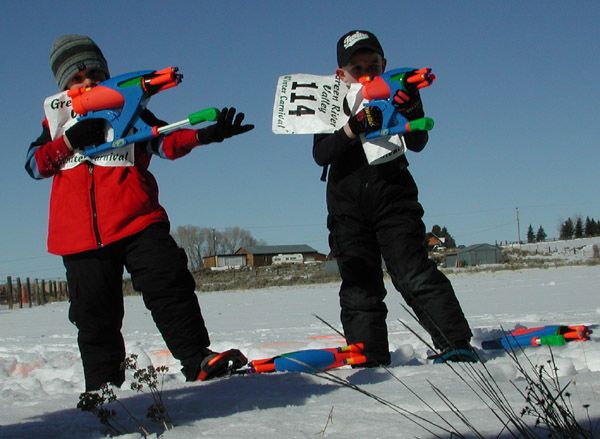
left=202, top=254, right=247, bottom=269
left=425, top=232, right=446, bottom=251
left=235, top=245, right=326, bottom=267
left=445, top=243, right=502, bottom=267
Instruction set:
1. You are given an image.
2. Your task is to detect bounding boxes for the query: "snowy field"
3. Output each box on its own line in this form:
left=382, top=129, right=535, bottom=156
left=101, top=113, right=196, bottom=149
left=506, top=236, right=600, bottom=260
left=1, top=265, right=599, bottom=438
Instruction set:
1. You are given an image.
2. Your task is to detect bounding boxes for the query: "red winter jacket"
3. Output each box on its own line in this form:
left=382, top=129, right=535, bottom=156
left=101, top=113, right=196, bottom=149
left=26, top=110, right=201, bottom=256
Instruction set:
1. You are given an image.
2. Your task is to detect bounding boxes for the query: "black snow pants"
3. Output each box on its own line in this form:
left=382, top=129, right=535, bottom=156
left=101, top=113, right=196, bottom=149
left=63, top=222, right=210, bottom=391
left=327, top=165, right=472, bottom=365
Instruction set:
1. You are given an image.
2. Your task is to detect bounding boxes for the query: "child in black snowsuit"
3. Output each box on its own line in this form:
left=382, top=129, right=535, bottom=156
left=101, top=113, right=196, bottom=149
left=313, top=30, right=475, bottom=365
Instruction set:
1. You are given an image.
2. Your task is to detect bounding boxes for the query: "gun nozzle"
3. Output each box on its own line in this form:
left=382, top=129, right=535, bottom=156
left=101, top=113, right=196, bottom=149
left=143, top=66, right=183, bottom=95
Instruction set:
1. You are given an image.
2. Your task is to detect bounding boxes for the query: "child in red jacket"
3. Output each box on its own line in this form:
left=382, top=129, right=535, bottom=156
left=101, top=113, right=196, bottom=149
left=26, top=34, right=252, bottom=391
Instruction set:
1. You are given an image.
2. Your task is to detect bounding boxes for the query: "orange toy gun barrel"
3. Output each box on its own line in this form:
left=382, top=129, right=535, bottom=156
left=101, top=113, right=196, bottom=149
left=562, top=325, right=591, bottom=341
left=142, top=67, right=182, bottom=94
left=337, top=342, right=364, bottom=353
left=405, top=68, right=436, bottom=89
left=359, top=67, right=437, bottom=102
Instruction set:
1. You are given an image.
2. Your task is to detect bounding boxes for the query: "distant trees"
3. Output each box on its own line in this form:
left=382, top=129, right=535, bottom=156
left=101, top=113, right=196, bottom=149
left=526, top=224, right=547, bottom=243
left=559, top=218, right=574, bottom=240
left=526, top=225, right=535, bottom=243
left=559, top=216, right=600, bottom=240
left=171, top=226, right=263, bottom=271
left=535, top=226, right=547, bottom=242
left=526, top=215, right=599, bottom=243
left=585, top=216, right=600, bottom=236
left=221, top=227, right=262, bottom=253
left=574, top=217, right=584, bottom=239
left=173, top=225, right=205, bottom=270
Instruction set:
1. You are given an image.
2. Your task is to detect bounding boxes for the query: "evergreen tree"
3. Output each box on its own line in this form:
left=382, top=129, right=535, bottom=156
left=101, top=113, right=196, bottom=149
left=585, top=217, right=599, bottom=237
left=560, top=218, right=574, bottom=240
left=526, top=224, right=535, bottom=243
left=536, top=226, right=547, bottom=242
left=574, top=217, right=584, bottom=239
left=584, top=217, right=592, bottom=237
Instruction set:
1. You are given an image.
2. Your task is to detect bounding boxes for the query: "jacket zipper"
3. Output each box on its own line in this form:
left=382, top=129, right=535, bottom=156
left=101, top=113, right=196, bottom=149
left=88, top=163, right=103, bottom=248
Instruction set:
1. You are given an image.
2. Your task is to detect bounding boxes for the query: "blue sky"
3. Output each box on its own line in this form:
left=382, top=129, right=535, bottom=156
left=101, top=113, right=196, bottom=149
left=1, top=1, right=599, bottom=280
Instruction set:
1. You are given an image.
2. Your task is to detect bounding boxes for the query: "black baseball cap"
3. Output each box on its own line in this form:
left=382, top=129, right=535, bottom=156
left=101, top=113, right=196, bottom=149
left=337, top=30, right=384, bottom=67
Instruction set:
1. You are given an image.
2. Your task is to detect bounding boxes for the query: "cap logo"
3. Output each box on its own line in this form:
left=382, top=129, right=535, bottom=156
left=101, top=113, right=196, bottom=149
left=343, top=32, right=370, bottom=49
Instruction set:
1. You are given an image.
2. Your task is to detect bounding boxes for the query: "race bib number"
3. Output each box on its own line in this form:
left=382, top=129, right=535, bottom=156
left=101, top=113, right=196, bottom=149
left=272, top=73, right=405, bottom=165
left=272, top=74, right=350, bottom=134
left=43, top=91, right=134, bottom=169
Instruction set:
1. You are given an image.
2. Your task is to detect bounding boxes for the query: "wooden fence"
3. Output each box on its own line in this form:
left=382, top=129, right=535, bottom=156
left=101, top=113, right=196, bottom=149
left=0, top=276, right=68, bottom=309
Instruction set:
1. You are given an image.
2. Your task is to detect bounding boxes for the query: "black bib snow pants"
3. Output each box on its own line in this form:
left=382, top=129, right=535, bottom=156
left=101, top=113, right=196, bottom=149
left=64, top=222, right=210, bottom=391
left=326, top=163, right=472, bottom=364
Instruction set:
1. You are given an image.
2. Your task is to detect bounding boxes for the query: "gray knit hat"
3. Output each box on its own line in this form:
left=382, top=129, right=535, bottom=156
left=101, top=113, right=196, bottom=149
left=50, top=34, right=109, bottom=90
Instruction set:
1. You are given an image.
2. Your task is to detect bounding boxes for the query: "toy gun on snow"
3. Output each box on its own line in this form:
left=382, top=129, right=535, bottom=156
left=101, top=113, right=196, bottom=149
left=246, top=343, right=367, bottom=373
left=67, top=67, right=219, bottom=157
left=359, top=67, right=436, bottom=140
left=481, top=325, right=592, bottom=350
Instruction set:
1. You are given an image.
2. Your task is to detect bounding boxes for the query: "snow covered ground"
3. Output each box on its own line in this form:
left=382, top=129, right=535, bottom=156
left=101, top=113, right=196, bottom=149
left=1, top=265, right=599, bottom=438
left=506, top=236, right=600, bottom=261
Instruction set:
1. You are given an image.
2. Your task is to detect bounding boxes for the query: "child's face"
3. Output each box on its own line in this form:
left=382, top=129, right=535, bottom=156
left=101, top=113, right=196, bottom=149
left=65, top=68, right=107, bottom=91
left=336, top=51, right=386, bottom=84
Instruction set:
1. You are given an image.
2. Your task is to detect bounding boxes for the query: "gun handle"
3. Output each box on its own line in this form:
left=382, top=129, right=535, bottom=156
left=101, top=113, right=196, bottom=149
left=364, top=116, right=434, bottom=140
left=534, top=335, right=567, bottom=347
left=406, top=118, right=434, bottom=132
left=189, top=107, right=219, bottom=125
left=156, top=107, right=220, bottom=137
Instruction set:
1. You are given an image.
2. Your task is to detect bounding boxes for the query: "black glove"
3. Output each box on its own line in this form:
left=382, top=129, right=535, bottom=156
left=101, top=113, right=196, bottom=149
left=196, top=107, right=254, bottom=145
left=392, top=88, right=424, bottom=120
left=347, top=106, right=382, bottom=136
left=64, top=119, right=106, bottom=151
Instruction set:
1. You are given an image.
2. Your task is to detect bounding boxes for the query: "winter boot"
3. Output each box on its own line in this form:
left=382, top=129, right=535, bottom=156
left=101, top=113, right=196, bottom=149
left=196, top=349, right=248, bottom=381
left=428, top=341, right=479, bottom=364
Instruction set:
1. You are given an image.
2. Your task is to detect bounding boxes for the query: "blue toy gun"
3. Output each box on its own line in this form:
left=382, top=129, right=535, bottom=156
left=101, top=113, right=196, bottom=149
left=247, top=343, right=367, bottom=373
left=67, top=67, right=219, bottom=157
left=481, top=325, right=592, bottom=350
left=359, top=67, right=436, bottom=140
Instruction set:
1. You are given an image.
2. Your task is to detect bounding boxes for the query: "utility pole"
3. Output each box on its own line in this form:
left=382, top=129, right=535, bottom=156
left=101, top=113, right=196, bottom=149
left=212, top=228, right=217, bottom=256
left=515, top=207, right=521, bottom=246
